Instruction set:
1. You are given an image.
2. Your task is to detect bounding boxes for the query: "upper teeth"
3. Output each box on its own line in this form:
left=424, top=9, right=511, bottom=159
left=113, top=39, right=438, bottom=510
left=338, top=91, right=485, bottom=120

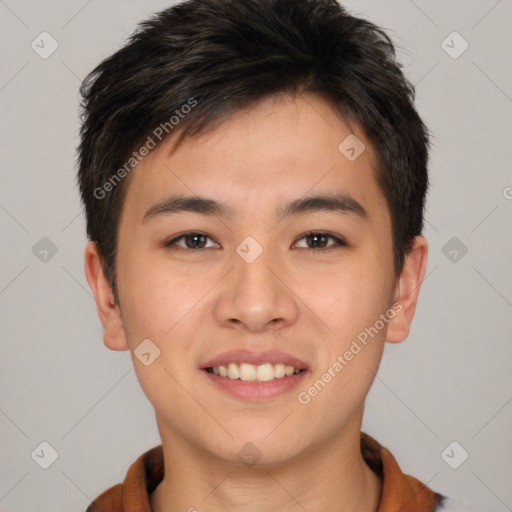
left=211, top=363, right=302, bottom=382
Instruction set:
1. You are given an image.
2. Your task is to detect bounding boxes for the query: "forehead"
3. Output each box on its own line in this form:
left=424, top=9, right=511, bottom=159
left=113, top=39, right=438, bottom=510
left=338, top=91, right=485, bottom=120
left=120, top=94, right=387, bottom=221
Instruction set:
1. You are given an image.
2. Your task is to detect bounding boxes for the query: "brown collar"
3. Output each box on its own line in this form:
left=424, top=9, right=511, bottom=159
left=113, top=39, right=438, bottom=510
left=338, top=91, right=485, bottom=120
left=87, top=432, right=444, bottom=512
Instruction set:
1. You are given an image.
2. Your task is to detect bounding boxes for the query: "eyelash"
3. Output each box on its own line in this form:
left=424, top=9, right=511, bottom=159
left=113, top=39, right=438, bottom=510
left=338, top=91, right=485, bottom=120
left=164, top=231, right=347, bottom=252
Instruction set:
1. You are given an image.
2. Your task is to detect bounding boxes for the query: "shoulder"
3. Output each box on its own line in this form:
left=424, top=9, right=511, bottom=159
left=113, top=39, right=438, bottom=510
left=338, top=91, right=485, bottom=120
left=85, top=445, right=163, bottom=512
left=86, top=483, right=123, bottom=512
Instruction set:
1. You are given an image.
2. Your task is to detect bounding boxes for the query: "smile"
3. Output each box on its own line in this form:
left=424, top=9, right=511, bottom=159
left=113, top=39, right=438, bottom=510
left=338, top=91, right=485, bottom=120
left=205, top=362, right=304, bottom=382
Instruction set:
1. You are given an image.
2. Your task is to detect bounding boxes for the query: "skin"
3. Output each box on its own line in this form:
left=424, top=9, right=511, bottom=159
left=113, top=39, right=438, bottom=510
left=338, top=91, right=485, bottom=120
left=85, top=93, right=428, bottom=512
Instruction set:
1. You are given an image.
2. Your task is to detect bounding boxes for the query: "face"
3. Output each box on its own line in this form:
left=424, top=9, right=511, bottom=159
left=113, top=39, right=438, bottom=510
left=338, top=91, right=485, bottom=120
left=88, top=94, right=422, bottom=466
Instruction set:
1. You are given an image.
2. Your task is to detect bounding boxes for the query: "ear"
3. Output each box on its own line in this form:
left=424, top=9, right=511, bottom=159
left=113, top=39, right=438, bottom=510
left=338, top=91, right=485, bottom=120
left=84, top=242, right=129, bottom=351
left=386, top=236, right=428, bottom=344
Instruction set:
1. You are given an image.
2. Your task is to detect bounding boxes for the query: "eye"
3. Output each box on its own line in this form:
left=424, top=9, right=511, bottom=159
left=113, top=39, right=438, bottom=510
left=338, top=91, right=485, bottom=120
left=293, top=231, right=347, bottom=251
left=164, top=231, right=346, bottom=251
left=164, top=232, right=219, bottom=250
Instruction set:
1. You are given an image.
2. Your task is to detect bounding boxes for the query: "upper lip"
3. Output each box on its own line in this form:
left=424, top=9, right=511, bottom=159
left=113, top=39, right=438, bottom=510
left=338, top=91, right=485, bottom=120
left=201, top=349, right=309, bottom=370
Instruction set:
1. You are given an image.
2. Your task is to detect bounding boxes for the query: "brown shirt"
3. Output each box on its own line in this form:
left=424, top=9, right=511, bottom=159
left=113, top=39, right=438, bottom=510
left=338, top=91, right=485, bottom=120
left=86, top=432, right=445, bottom=512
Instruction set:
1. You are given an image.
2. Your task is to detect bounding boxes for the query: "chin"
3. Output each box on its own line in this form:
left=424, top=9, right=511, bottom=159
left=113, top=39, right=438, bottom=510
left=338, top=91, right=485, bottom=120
left=212, top=431, right=308, bottom=468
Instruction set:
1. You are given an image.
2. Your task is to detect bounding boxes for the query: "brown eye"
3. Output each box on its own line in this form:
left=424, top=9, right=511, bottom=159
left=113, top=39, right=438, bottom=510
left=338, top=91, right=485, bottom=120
left=165, top=232, right=218, bottom=249
left=294, top=232, right=346, bottom=250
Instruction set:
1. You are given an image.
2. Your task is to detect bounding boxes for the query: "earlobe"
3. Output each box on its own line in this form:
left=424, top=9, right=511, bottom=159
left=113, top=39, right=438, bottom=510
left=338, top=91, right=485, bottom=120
left=84, top=242, right=129, bottom=351
left=386, top=236, right=428, bottom=344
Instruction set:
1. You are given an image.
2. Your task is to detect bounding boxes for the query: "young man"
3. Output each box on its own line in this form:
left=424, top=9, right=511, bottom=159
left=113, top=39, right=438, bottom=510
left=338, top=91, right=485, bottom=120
left=78, top=0, right=471, bottom=510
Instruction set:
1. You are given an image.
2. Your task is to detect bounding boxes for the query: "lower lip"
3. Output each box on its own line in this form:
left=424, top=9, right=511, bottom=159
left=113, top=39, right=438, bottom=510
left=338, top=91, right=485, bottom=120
left=202, top=369, right=308, bottom=401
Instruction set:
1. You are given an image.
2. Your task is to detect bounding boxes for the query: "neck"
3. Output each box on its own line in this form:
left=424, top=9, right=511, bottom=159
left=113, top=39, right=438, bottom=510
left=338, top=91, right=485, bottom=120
left=150, top=424, right=382, bottom=512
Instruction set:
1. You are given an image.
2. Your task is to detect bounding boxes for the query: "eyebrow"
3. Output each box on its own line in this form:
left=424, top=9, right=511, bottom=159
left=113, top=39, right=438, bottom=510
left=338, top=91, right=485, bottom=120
left=142, top=193, right=367, bottom=223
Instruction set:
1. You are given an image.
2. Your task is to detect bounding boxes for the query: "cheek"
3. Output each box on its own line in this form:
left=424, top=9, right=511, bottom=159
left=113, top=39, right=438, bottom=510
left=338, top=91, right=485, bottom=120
left=118, top=251, right=215, bottom=343
left=117, top=258, right=211, bottom=415
left=301, top=259, right=393, bottom=348
left=117, top=254, right=222, bottom=395
left=294, top=269, right=390, bottom=434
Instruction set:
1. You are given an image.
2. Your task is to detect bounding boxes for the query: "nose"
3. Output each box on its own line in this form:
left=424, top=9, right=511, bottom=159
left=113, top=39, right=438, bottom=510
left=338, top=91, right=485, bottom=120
left=213, top=244, right=300, bottom=333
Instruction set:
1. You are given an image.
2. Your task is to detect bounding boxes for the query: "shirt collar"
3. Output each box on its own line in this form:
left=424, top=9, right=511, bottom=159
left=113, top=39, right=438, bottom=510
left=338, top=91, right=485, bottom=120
left=88, top=432, right=444, bottom=512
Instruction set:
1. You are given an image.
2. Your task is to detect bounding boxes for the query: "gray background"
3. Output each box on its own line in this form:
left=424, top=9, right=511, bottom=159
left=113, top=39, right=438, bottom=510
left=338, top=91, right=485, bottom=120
left=1, top=0, right=511, bottom=510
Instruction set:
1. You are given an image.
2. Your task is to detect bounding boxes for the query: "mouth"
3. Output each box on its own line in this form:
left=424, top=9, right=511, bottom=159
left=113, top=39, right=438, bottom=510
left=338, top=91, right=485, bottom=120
left=200, top=350, right=309, bottom=401
left=204, top=362, right=305, bottom=382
